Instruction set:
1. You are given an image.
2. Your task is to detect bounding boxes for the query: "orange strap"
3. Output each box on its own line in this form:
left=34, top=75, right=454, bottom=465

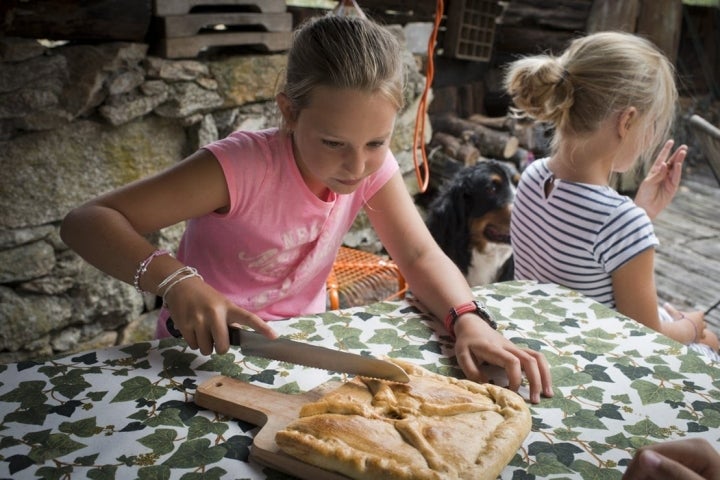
left=412, top=0, right=444, bottom=193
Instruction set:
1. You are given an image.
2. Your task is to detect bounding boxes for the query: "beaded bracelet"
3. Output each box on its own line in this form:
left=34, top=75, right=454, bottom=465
left=443, top=300, right=497, bottom=338
left=133, top=249, right=171, bottom=293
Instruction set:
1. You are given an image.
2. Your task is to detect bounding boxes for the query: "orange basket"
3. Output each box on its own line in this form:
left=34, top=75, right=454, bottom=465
left=327, top=246, right=407, bottom=310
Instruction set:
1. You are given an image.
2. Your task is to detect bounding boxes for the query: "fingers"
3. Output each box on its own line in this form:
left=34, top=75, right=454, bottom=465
left=457, top=338, right=552, bottom=404
left=623, top=449, right=704, bottom=480
left=663, top=302, right=681, bottom=320
left=455, top=350, right=488, bottom=384
left=651, top=139, right=675, bottom=169
left=623, top=439, right=716, bottom=480
left=510, top=348, right=553, bottom=404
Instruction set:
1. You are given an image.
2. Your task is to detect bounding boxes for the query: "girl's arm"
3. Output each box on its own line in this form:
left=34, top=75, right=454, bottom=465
left=612, top=249, right=697, bottom=344
left=60, top=149, right=276, bottom=354
left=365, top=172, right=553, bottom=403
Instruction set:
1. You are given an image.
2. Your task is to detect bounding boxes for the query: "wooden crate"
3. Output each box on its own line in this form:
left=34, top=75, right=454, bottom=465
left=154, top=0, right=292, bottom=58
left=443, top=0, right=501, bottom=62
left=154, top=0, right=286, bottom=16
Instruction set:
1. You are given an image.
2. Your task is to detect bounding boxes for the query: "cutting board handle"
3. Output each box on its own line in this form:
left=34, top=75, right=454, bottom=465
left=194, top=375, right=349, bottom=480
left=195, top=375, right=307, bottom=427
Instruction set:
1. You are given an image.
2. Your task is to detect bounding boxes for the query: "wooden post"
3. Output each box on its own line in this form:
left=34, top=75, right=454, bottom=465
left=586, top=0, right=640, bottom=33
left=636, top=0, right=683, bottom=64
left=587, top=0, right=682, bottom=64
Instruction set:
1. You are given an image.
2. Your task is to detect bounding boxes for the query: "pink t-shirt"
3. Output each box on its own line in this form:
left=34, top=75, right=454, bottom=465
left=156, top=128, right=398, bottom=337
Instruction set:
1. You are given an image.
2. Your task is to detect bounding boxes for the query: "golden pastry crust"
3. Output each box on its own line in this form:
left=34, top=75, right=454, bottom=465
left=275, top=359, right=531, bottom=480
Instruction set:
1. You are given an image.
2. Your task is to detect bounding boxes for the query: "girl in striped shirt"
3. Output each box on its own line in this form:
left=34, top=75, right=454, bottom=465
left=504, top=31, right=719, bottom=360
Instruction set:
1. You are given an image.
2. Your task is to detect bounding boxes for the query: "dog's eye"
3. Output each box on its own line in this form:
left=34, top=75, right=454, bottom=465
left=487, top=177, right=503, bottom=195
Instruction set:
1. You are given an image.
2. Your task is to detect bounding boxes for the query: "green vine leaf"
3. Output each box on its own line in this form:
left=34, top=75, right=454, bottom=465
left=111, top=377, right=168, bottom=403
left=563, top=409, right=606, bottom=429
left=58, top=417, right=99, bottom=438
left=136, top=465, right=171, bottom=480
left=50, top=370, right=92, bottom=399
left=27, top=433, right=86, bottom=463
left=595, top=403, right=624, bottom=421
left=631, top=379, right=684, bottom=405
left=74, top=453, right=99, bottom=466
left=571, top=459, right=623, bottom=480
left=0, top=380, right=47, bottom=408
left=138, top=428, right=177, bottom=455
left=145, top=408, right=184, bottom=428
left=87, top=465, right=119, bottom=480
left=162, top=438, right=226, bottom=468
left=367, top=328, right=410, bottom=348
left=551, top=366, right=593, bottom=387
left=176, top=466, right=227, bottom=480
left=527, top=451, right=574, bottom=476
left=160, top=349, right=197, bottom=378
left=196, top=354, right=246, bottom=378
left=624, top=418, right=672, bottom=439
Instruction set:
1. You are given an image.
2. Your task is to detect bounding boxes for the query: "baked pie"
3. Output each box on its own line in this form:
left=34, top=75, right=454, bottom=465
left=275, top=359, right=531, bottom=480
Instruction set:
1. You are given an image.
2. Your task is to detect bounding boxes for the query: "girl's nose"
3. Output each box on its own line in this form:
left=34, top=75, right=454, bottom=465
left=343, top=149, right=365, bottom=176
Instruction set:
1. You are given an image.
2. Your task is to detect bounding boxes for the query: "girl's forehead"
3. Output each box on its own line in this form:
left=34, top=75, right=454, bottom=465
left=300, top=86, right=398, bottom=129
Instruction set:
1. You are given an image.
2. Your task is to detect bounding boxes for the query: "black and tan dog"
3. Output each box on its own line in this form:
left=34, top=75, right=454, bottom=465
left=425, top=160, right=518, bottom=286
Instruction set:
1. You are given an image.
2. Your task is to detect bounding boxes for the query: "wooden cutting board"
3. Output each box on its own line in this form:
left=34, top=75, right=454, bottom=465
left=194, top=375, right=348, bottom=479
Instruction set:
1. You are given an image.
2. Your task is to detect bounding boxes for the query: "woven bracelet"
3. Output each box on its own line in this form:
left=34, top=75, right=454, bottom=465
left=443, top=300, right=497, bottom=338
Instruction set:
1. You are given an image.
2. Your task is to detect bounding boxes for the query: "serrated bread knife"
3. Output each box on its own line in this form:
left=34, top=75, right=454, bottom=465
left=166, top=318, right=410, bottom=383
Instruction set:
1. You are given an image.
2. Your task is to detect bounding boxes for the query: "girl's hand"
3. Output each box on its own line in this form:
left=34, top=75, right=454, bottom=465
left=452, top=314, right=553, bottom=404
left=163, top=277, right=277, bottom=355
left=622, top=438, right=720, bottom=480
left=634, top=140, right=687, bottom=220
left=663, top=303, right=706, bottom=344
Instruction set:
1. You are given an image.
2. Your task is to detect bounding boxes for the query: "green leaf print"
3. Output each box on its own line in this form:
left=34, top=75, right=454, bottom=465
left=563, top=409, right=606, bottom=429
left=631, top=379, right=684, bottom=405
left=87, top=465, right=119, bottom=480
left=571, top=459, right=623, bottom=480
left=27, top=432, right=86, bottom=463
left=58, top=417, right=100, bottom=437
left=0, top=380, right=47, bottom=408
left=138, top=428, right=178, bottom=455
left=551, top=366, right=593, bottom=387
left=111, top=377, right=168, bottom=403
left=162, top=438, right=227, bottom=468
left=624, top=418, right=673, bottom=439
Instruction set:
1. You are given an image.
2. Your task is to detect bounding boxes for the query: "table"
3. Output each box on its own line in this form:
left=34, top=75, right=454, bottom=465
left=1, top=280, right=718, bottom=479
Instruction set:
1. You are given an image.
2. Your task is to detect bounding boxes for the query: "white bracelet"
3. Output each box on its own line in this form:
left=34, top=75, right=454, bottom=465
left=161, top=271, right=203, bottom=307
left=158, top=266, right=197, bottom=294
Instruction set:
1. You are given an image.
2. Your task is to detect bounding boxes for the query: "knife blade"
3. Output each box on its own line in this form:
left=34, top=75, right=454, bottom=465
left=166, top=318, right=409, bottom=383
left=229, top=327, right=410, bottom=383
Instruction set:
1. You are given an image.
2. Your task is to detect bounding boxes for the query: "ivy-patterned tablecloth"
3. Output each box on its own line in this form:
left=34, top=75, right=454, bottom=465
left=1, top=281, right=718, bottom=480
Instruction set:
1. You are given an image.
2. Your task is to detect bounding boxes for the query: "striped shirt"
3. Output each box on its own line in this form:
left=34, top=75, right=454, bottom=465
left=511, top=158, right=658, bottom=308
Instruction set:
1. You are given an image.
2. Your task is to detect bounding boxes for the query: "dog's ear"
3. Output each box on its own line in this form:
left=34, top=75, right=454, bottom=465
left=426, top=173, right=473, bottom=274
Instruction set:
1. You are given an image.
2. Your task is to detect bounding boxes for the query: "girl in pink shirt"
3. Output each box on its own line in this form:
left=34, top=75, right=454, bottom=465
left=61, top=15, right=553, bottom=403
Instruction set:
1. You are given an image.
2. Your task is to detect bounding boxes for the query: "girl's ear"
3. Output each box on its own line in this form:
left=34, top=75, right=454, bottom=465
left=276, top=92, right=297, bottom=130
left=618, top=106, right=638, bottom=139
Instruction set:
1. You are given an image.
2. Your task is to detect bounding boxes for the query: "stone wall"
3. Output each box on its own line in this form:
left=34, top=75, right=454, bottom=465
left=0, top=28, right=429, bottom=363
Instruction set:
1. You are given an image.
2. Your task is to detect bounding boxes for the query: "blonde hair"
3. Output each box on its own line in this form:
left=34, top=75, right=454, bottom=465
left=279, top=15, right=404, bottom=120
left=504, top=31, right=677, bottom=159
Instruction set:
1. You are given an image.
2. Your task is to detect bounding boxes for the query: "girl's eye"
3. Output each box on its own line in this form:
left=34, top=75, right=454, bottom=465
left=367, top=141, right=386, bottom=148
left=322, top=140, right=343, bottom=148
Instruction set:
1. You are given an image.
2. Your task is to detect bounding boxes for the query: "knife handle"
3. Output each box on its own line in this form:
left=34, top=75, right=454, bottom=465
left=166, top=317, right=183, bottom=338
